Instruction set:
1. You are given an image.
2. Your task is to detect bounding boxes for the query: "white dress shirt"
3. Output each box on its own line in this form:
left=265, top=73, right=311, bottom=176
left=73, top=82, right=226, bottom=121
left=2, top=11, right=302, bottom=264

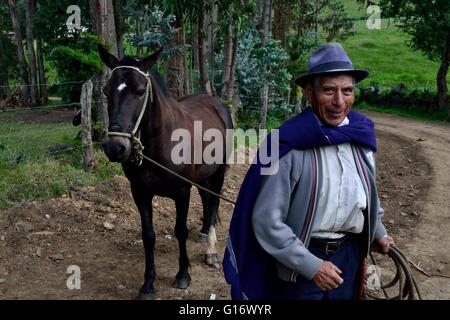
left=311, top=117, right=368, bottom=239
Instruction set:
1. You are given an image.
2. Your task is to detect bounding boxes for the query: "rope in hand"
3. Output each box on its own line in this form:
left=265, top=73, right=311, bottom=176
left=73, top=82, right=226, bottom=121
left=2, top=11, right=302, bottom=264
left=366, top=245, right=422, bottom=300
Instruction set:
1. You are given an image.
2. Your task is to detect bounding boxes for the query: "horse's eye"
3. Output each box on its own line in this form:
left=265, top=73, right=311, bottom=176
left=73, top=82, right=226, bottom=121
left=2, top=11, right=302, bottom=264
left=136, top=89, right=145, bottom=96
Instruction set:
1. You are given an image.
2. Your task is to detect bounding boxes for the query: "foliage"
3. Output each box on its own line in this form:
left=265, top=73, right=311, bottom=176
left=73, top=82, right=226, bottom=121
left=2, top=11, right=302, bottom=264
left=233, top=28, right=291, bottom=114
left=33, top=0, right=97, bottom=102
left=379, top=0, right=450, bottom=62
left=49, top=31, right=102, bottom=102
left=321, top=0, right=353, bottom=42
left=33, top=0, right=92, bottom=46
left=126, top=5, right=177, bottom=49
left=356, top=84, right=437, bottom=111
left=0, top=2, right=18, bottom=90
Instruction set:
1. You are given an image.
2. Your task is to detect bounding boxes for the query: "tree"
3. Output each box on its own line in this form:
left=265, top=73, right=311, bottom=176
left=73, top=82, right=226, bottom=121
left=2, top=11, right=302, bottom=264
left=90, top=0, right=118, bottom=132
left=0, top=2, right=17, bottom=101
left=113, top=0, right=125, bottom=59
left=259, top=0, right=271, bottom=129
left=162, top=0, right=192, bottom=98
left=8, top=0, right=30, bottom=107
left=380, top=0, right=450, bottom=115
left=24, top=0, right=38, bottom=106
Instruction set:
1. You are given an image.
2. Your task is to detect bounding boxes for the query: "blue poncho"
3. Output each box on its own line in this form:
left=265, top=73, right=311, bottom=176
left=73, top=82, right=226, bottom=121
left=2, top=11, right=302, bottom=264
left=223, top=107, right=377, bottom=300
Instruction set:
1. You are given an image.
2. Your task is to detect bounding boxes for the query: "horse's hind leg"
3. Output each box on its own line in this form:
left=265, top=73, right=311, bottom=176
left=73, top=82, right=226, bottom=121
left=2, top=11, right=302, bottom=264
left=173, top=186, right=192, bottom=289
left=130, top=184, right=156, bottom=300
left=197, top=165, right=226, bottom=269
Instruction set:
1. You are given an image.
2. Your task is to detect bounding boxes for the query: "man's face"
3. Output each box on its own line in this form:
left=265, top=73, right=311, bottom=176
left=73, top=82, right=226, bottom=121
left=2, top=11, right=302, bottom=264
left=306, top=74, right=355, bottom=127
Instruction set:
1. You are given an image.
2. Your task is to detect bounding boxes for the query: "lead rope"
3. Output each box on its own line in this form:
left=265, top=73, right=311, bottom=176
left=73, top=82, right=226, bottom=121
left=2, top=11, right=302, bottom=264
left=366, top=245, right=422, bottom=300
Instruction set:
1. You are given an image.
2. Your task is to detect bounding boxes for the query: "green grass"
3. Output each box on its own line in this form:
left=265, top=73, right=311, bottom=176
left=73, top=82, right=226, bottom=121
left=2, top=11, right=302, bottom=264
left=341, top=20, right=447, bottom=92
left=0, top=119, right=122, bottom=208
left=354, top=102, right=449, bottom=122
left=0, top=121, right=79, bottom=164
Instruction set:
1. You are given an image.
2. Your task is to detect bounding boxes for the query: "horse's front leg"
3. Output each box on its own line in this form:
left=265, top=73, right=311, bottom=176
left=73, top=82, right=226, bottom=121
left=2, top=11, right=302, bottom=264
left=173, top=187, right=192, bottom=289
left=130, top=183, right=156, bottom=300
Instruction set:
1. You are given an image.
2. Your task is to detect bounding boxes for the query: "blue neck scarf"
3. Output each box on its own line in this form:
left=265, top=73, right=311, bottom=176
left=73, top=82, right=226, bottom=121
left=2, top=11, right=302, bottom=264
left=223, top=107, right=376, bottom=300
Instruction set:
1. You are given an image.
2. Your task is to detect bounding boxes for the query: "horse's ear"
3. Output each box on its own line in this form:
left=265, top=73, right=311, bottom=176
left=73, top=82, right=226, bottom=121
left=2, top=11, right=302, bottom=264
left=98, top=44, right=119, bottom=69
left=137, top=47, right=163, bottom=72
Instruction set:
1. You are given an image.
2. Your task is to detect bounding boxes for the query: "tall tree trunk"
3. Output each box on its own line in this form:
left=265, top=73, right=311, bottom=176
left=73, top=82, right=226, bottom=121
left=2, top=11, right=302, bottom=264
left=182, top=24, right=190, bottom=95
left=282, top=5, right=293, bottom=48
left=259, top=0, right=271, bottom=129
left=0, top=36, right=9, bottom=99
left=165, top=17, right=186, bottom=98
left=256, top=0, right=263, bottom=30
left=221, top=25, right=233, bottom=99
left=36, top=38, right=48, bottom=104
left=89, top=0, right=118, bottom=135
left=437, top=38, right=449, bottom=113
left=273, top=0, right=282, bottom=42
left=8, top=0, right=30, bottom=107
left=24, top=0, right=37, bottom=107
left=197, top=4, right=208, bottom=93
left=227, top=28, right=239, bottom=102
left=113, top=0, right=124, bottom=59
left=229, top=28, right=240, bottom=127
left=205, top=5, right=217, bottom=95
left=191, top=25, right=199, bottom=92
left=260, top=0, right=271, bottom=46
left=136, top=15, right=142, bottom=56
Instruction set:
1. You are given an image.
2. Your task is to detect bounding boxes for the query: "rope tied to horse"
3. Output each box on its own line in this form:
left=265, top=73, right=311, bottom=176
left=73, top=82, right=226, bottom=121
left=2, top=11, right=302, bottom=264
left=366, top=245, right=422, bottom=300
left=137, top=150, right=237, bottom=205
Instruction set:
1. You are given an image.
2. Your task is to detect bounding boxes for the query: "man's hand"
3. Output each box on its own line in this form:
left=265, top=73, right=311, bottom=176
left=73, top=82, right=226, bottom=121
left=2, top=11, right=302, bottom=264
left=312, top=261, right=344, bottom=291
left=374, top=235, right=395, bottom=254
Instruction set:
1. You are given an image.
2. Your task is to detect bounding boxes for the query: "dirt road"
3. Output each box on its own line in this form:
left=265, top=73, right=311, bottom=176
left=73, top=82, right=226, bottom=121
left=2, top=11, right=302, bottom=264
left=0, top=110, right=449, bottom=299
left=363, top=111, right=450, bottom=299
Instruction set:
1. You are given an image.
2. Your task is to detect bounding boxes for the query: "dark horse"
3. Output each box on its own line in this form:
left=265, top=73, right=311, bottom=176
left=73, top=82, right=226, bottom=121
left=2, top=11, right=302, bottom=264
left=98, top=45, right=233, bottom=299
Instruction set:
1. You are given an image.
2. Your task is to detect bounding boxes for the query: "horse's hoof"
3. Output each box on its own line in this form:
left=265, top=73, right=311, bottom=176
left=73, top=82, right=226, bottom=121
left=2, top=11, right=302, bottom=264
left=138, top=292, right=155, bottom=300
left=174, top=275, right=191, bottom=289
left=196, top=232, right=208, bottom=243
left=205, top=253, right=221, bottom=269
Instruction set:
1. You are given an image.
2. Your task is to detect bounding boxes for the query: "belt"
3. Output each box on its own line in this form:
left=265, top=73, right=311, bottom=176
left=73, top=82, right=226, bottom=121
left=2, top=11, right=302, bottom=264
left=309, top=234, right=350, bottom=255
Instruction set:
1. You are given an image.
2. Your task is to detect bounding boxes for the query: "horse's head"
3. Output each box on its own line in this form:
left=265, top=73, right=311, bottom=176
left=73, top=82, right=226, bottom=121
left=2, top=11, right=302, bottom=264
left=98, top=45, right=162, bottom=163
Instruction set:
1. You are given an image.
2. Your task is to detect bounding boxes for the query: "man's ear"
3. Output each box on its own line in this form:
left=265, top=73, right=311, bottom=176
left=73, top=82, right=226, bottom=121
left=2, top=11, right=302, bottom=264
left=305, top=83, right=313, bottom=106
left=98, top=44, right=119, bottom=69
left=137, top=47, right=163, bottom=72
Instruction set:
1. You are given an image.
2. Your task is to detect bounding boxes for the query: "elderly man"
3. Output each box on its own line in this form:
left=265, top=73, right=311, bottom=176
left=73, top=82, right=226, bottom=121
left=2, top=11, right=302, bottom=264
left=223, top=43, right=394, bottom=300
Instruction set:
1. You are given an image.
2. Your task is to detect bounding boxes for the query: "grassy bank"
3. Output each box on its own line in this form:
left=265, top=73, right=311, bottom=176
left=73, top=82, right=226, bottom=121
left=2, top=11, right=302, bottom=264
left=354, top=102, right=449, bottom=123
left=0, top=115, right=122, bottom=208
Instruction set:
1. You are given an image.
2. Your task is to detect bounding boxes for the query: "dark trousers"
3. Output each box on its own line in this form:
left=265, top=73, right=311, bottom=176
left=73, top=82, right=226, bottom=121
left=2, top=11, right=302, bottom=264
left=273, top=235, right=362, bottom=300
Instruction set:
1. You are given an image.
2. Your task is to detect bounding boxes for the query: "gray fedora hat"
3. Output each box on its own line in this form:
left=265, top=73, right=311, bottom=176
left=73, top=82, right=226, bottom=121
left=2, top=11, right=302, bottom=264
left=295, top=43, right=369, bottom=88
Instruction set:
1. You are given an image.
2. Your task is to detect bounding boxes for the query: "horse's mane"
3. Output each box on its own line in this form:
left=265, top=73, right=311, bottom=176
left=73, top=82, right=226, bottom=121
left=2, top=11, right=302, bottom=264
left=118, top=55, right=169, bottom=98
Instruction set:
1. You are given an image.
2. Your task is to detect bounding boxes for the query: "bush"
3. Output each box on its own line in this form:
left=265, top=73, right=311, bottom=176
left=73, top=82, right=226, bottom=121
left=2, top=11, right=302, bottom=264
left=356, top=83, right=438, bottom=112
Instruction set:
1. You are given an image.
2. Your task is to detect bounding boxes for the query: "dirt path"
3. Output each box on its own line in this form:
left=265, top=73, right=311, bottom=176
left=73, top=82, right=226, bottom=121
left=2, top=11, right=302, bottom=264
left=0, top=110, right=449, bottom=300
left=363, top=111, right=450, bottom=299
